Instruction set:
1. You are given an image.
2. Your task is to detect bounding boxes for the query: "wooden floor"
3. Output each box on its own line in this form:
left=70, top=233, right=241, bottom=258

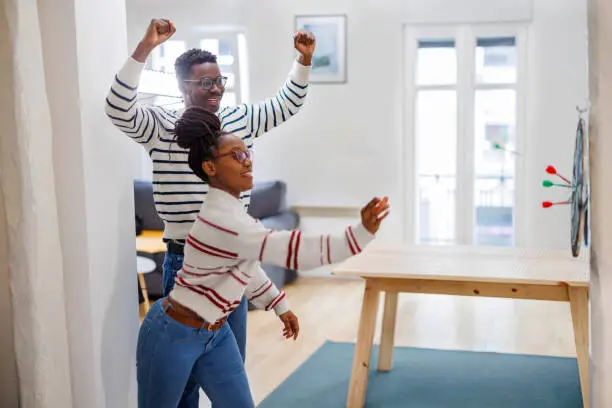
left=140, top=276, right=577, bottom=405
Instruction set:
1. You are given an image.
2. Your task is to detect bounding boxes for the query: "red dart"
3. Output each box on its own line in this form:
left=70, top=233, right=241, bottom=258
left=545, top=165, right=571, bottom=185
left=542, top=200, right=571, bottom=208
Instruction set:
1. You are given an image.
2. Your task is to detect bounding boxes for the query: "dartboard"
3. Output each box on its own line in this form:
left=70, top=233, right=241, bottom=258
left=571, top=116, right=588, bottom=257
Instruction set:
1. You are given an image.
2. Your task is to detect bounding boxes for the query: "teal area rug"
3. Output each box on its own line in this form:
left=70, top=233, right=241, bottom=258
left=258, top=341, right=582, bottom=408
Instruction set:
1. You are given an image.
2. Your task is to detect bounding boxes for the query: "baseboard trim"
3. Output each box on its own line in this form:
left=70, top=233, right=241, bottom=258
left=290, top=206, right=360, bottom=218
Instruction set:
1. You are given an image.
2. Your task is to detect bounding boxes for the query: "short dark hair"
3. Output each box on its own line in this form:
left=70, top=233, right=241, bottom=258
left=174, top=49, right=218, bottom=81
left=172, top=107, right=225, bottom=182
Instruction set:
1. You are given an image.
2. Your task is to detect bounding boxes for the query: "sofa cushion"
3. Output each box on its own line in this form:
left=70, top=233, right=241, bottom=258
left=134, top=180, right=164, bottom=231
left=259, top=212, right=299, bottom=231
left=248, top=180, right=287, bottom=219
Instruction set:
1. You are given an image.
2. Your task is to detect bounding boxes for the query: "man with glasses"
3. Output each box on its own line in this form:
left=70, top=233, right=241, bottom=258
left=105, top=18, right=315, bottom=407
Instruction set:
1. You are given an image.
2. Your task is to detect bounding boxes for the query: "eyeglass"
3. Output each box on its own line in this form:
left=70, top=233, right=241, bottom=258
left=184, top=76, right=228, bottom=89
left=215, top=149, right=252, bottom=164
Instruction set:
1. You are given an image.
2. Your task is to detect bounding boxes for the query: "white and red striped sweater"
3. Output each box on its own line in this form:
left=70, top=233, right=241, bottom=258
left=169, top=188, right=376, bottom=323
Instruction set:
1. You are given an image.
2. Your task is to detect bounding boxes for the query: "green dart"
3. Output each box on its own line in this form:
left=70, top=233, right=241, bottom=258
left=493, top=143, right=521, bottom=155
left=542, top=180, right=571, bottom=188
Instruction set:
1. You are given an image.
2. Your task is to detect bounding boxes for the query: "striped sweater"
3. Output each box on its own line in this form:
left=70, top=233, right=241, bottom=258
left=170, top=188, right=375, bottom=322
left=105, top=57, right=310, bottom=240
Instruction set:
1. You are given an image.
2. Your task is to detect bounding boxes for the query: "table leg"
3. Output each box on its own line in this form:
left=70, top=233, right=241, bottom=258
left=347, top=280, right=380, bottom=408
left=568, top=286, right=589, bottom=408
left=138, top=273, right=151, bottom=313
left=378, top=291, right=398, bottom=372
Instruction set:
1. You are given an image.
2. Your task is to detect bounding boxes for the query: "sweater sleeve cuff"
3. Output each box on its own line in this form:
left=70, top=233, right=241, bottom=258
left=351, top=222, right=376, bottom=252
left=273, top=298, right=290, bottom=316
left=290, top=59, right=311, bottom=84
left=116, top=57, right=145, bottom=88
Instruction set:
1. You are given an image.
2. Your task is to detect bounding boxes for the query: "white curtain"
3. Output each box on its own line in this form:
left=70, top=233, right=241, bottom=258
left=1, top=0, right=138, bottom=406
left=0, top=0, right=73, bottom=407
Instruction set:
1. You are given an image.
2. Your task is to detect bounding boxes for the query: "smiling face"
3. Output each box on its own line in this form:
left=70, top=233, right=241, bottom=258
left=181, top=62, right=225, bottom=112
left=202, top=133, right=253, bottom=197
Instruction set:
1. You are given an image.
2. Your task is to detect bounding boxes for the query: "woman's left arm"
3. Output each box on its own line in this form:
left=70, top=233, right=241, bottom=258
left=245, top=265, right=289, bottom=316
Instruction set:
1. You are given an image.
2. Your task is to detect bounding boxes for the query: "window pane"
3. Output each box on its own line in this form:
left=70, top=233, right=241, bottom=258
left=202, top=39, right=234, bottom=65
left=474, top=179, right=514, bottom=246
left=218, top=55, right=235, bottom=66
left=140, top=69, right=181, bottom=97
left=223, top=72, right=236, bottom=89
left=151, top=96, right=184, bottom=110
left=152, top=40, right=185, bottom=74
left=218, top=39, right=232, bottom=56
left=417, top=40, right=456, bottom=85
left=474, top=89, right=516, bottom=246
left=417, top=90, right=457, bottom=174
left=418, top=176, right=456, bottom=245
left=475, top=37, right=516, bottom=84
left=201, top=39, right=219, bottom=55
left=221, top=92, right=236, bottom=107
left=416, top=90, right=457, bottom=244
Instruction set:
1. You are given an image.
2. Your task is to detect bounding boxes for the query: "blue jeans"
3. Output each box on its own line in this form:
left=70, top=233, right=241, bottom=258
left=137, top=299, right=255, bottom=408
left=162, top=250, right=248, bottom=408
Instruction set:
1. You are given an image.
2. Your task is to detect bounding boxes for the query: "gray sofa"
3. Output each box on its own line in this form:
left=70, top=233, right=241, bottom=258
left=135, top=180, right=299, bottom=303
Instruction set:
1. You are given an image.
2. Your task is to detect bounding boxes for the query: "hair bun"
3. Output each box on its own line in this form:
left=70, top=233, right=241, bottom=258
left=173, top=106, right=221, bottom=150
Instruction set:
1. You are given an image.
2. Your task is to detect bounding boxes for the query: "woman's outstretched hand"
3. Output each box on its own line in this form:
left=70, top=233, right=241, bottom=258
left=279, top=311, right=299, bottom=340
left=361, top=197, right=390, bottom=234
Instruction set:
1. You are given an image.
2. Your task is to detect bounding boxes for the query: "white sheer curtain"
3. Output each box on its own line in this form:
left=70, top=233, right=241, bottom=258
left=0, top=0, right=73, bottom=406
left=0, top=3, right=18, bottom=407
left=1, top=0, right=138, bottom=407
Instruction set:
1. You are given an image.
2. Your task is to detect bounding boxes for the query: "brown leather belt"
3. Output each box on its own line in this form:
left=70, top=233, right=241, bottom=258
left=164, top=297, right=227, bottom=331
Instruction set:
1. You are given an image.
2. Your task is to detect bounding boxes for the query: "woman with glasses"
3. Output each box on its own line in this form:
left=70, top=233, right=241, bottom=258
left=136, top=106, right=390, bottom=408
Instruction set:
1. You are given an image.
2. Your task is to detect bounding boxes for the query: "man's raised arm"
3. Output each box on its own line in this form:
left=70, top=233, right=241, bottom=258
left=104, top=19, right=177, bottom=150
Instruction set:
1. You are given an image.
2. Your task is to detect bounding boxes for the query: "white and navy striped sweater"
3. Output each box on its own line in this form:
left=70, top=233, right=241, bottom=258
left=171, top=188, right=375, bottom=322
left=105, top=57, right=310, bottom=240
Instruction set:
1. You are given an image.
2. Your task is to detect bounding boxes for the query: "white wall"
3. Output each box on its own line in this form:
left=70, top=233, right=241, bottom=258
left=523, top=0, right=588, bottom=249
left=125, top=0, right=587, bottom=249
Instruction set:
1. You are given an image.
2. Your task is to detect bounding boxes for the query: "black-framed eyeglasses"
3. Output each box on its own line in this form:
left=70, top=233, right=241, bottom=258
left=184, top=76, right=227, bottom=89
left=215, top=149, right=252, bottom=164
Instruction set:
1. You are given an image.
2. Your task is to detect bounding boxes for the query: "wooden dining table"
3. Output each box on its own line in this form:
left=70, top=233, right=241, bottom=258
left=332, top=243, right=590, bottom=408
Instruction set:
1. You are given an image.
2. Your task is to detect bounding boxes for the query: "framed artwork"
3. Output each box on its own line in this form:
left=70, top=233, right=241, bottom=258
left=295, top=14, right=347, bottom=83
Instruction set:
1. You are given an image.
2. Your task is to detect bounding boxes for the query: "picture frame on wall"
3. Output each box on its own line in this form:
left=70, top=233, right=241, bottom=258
left=295, top=14, right=347, bottom=84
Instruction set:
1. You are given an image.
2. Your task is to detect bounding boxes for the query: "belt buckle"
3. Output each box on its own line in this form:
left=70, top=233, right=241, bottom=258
left=170, top=240, right=183, bottom=249
left=207, top=319, right=224, bottom=331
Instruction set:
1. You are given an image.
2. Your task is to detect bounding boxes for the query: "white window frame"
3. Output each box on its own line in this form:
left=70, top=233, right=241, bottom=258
left=198, top=32, right=246, bottom=106
left=402, top=23, right=528, bottom=245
